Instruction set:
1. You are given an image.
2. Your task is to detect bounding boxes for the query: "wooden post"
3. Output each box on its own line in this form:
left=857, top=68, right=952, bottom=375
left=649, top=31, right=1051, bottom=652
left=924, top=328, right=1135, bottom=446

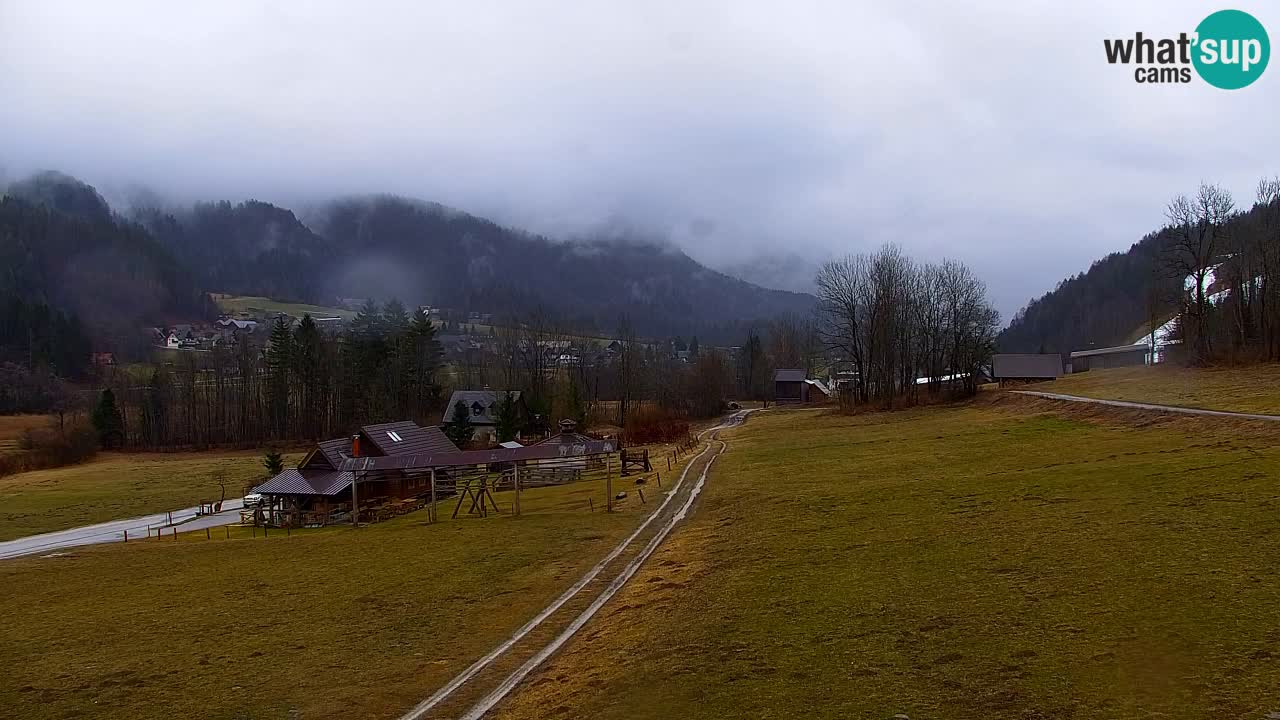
left=173, top=527, right=178, bottom=541
left=226, top=526, right=230, bottom=539
left=656, top=472, right=662, bottom=488
left=667, top=454, right=672, bottom=471
left=123, top=529, right=128, bottom=543
left=589, top=498, right=594, bottom=512
left=606, top=455, right=613, bottom=513
left=513, top=465, right=521, bottom=517
left=638, top=488, right=645, bottom=505
left=206, top=527, right=211, bottom=540
left=430, top=469, right=438, bottom=523
left=351, top=470, right=360, bottom=528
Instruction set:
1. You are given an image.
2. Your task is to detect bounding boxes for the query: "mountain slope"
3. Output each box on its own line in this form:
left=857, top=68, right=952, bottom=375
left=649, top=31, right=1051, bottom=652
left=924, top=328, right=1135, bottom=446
left=136, top=200, right=336, bottom=303
left=0, top=193, right=211, bottom=353
left=316, top=196, right=816, bottom=338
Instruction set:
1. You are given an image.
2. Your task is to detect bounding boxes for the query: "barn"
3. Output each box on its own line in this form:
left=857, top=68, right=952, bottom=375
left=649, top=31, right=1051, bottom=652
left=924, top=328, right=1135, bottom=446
left=774, top=368, right=810, bottom=404
left=991, top=354, right=1064, bottom=385
left=1069, top=343, right=1149, bottom=372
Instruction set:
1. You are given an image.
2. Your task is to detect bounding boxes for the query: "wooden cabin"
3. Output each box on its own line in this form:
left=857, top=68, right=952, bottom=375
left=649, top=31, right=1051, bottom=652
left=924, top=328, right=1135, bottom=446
left=254, top=421, right=458, bottom=527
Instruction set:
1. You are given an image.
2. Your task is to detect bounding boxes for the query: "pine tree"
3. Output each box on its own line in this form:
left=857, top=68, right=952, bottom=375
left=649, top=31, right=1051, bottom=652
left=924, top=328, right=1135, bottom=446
left=91, top=388, right=124, bottom=449
left=351, top=299, right=384, bottom=337
left=382, top=298, right=410, bottom=332
left=407, top=308, right=443, bottom=418
left=265, top=316, right=294, bottom=439
left=688, top=336, right=700, bottom=359
left=494, top=391, right=520, bottom=442
left=144, top=366, right=171, bottom=446
left=262, top=447, right=285, bottom=476
left=444, top=400, right=474, bottom=446
left=292, top=314, right=325, bottom=439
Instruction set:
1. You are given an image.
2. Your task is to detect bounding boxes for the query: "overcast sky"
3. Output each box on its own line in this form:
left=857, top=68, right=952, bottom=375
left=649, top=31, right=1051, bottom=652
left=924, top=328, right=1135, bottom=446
left=3, top=1, right=1278, bottom=321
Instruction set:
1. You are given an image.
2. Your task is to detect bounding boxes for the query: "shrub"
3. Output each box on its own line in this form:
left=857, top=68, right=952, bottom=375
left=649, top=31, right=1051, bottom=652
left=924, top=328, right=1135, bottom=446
left=621, top=407, right=690, bottom=445
left=0, top=421, right=97, bottom=476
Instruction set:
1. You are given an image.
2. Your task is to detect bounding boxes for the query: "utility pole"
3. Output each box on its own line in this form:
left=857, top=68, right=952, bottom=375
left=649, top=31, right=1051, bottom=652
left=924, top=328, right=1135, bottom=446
left=351, top=435, right=360, bottom=527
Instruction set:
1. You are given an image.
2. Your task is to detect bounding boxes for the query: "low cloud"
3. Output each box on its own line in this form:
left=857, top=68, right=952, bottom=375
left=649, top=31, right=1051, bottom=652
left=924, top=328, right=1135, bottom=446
left=3, top=0, right=1278, bottom=320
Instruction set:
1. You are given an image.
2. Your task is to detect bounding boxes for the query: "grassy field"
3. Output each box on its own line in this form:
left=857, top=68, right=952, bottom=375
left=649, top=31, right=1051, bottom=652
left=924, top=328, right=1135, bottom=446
left=1044, top=363, right=1280, bottom=415
left=493, top=399, right=1280, bottom=720
left=0, top=450, right=300, bottom=541
left=212, top=293, right=356, bottom=320
left=0, top=473, right=659, bottom=719
left=0, top=414, right=51, bottom=455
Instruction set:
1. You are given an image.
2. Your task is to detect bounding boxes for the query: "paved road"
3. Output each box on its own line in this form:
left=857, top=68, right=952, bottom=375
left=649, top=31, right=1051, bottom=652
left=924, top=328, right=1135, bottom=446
left=0, top=498, right=247, bottom=561
left=1013, top=390, right=1280, bottom=422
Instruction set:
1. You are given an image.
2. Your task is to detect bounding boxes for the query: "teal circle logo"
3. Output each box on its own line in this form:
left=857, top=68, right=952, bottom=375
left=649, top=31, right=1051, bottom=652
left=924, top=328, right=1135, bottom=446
left=1193, top=9, right=1270, bottom=89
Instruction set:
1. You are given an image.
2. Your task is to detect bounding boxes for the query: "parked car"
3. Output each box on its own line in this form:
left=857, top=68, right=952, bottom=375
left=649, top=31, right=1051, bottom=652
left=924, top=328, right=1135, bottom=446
left=242, top=492, right=264, bottom=507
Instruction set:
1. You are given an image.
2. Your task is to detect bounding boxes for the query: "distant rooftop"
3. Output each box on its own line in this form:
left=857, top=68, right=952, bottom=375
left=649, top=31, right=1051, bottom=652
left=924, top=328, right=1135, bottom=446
left=1070, top=344, right=1148, bottom=359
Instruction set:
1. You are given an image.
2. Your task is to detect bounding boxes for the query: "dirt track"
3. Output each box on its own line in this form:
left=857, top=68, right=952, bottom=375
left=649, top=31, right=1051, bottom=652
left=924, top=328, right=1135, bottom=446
left=398, top=409, right=754, bottom=720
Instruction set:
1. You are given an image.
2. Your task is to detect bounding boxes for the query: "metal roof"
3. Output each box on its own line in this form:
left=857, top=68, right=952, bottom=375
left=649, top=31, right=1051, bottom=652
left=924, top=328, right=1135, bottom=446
left=441, top=390, right=522, bottom=424
left=992, top=354, right=1063, bottom=379
left=336, top=436, right=618, bottom=473
left=1069, top=344, right=1149, bottom=359
left=774, top=368, right=807, bottom=382
left=360, top=421, right=458, bottom=456
left=312, top=438, right=350, bottom=468
left=257, top=424, right=616, bottom=497
left=254, top=469, right=355, bottom=496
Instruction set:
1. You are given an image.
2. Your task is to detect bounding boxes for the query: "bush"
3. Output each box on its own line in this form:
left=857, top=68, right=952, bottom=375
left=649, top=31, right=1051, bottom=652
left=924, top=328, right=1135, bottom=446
left=0, top=421, right=97, bottom=477
left=621, top=407, right=691, bottom=445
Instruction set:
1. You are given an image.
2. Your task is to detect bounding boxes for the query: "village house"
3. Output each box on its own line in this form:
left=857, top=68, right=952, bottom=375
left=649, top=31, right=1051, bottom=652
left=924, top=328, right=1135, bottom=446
left=442, top=389, right=528, bottom=443
left=217, top=317, right=259, bottom=333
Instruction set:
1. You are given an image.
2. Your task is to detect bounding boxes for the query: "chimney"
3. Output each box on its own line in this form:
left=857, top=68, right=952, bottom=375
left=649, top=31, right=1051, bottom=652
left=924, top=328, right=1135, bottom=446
left=558, top=418, right=577, bottom=441
left=351, top=434, right=360, bottom=458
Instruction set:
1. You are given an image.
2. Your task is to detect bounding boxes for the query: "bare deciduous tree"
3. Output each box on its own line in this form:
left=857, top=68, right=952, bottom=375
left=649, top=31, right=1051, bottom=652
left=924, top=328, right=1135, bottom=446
left=1164, top=183, right=1234, bottom=363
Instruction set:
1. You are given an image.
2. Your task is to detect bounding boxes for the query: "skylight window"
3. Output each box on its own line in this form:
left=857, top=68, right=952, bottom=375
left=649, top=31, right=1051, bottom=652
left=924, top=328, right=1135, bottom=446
left=387, top=430, right=403, bottom=442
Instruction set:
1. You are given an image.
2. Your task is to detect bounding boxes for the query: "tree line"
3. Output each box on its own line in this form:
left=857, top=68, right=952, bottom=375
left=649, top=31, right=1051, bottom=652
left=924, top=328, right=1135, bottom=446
left=815, top=244, right=999, bottom=408
left=1001, top=176, right=1280, bottom=366
left=96, top=300, right=445, bottom=449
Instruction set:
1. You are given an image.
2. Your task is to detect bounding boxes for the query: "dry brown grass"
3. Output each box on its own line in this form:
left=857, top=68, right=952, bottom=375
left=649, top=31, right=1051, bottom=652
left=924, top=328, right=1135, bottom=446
left=492, top=402, right=1280, bottom=720
left=0, top=414, right=52, bottom=455
left=0, top=463, right=674, bottom=720
left=0, top=450, right=301, bottom=541
left=1044, top=363, right=1280, bottom=415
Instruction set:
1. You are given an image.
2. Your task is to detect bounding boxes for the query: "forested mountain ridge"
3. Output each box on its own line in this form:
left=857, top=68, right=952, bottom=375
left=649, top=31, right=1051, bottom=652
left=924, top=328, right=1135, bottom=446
left=997, top=232, right=1177, bottom=353
left=316, top=196, right=816, bottom=338
left=999, top=194, right=1277, bottom=356
left=0, top=192, right=212, bottom=356
left=135, top=200, right=336, bottom=303
left=2, top=171, right=816, bottom=346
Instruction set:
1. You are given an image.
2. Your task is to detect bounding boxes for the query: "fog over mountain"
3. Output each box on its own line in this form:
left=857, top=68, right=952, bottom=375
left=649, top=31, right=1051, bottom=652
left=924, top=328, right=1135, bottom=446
left=5, top=1, right=1280, bottom=320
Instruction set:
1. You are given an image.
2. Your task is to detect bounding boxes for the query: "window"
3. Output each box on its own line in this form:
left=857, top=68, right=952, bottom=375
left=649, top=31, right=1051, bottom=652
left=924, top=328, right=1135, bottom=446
left=387, top=430, right=403, bottom=442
